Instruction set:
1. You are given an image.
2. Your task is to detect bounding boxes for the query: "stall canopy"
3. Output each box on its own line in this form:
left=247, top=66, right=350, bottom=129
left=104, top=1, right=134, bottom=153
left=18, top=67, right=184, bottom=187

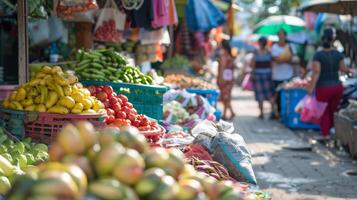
left=254, top=15, right=306, bottom=35
left=185, top=0, right=226, bottom=32
left=230, top=37, right=256, bottom=52
left=299, top=0, right=357, bottom=15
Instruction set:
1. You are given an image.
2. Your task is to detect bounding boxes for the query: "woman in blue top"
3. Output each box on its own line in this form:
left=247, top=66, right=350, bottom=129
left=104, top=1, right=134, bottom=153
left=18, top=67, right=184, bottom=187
left=307, top=28, right=351, bottom=139
left=250, top=37, right=274, bottom=119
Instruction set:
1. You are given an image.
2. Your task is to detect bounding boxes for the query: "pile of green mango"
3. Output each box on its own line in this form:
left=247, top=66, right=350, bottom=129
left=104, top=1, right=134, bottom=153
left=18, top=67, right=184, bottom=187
left=74, top=49, right=154, bottom=85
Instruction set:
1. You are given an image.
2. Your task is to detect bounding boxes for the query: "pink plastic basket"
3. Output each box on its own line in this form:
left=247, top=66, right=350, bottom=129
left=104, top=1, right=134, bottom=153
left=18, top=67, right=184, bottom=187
left=0, top=85, right=17, bottom=100
left=25, top=112, right=106, bottom=144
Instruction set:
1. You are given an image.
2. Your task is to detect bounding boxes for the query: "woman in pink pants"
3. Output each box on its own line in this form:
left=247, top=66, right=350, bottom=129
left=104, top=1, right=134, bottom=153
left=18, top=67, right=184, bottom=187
left=307, top=28, right=351, bottom=140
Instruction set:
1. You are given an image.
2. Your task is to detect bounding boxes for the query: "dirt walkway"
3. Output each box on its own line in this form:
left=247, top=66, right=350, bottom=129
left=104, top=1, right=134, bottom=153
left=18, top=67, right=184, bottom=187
left=226, top=88, right=357, bottom=200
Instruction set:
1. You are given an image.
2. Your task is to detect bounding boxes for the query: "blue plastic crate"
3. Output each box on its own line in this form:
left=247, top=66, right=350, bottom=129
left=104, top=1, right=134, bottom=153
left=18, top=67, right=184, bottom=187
left=186, top=88, right=221, bottom=120
left=280, top=89, right=320, bottom=130
left=81, top=80, right=168, bottom=120
left=186, top=88, right=220, bottom=108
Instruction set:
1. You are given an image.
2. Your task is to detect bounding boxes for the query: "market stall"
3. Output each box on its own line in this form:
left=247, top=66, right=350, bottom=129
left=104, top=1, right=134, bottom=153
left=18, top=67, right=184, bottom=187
left=0, top=1, right=272, bottom=199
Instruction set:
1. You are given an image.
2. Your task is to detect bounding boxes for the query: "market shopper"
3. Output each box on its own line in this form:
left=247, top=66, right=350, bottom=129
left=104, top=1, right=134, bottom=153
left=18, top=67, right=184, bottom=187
left=307, top=28, right=351, bottom=140
left=217, top=40, right=236, bottom=120
left=250, top=37, right=274, bottom=119
left=271, top=29, right=294, bottom=119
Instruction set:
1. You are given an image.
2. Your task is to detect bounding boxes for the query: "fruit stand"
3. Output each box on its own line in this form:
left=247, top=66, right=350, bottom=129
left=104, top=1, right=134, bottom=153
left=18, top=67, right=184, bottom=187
left=0, top=60, right=270, bottom=199
left=0, top=1, right=270, bottom=199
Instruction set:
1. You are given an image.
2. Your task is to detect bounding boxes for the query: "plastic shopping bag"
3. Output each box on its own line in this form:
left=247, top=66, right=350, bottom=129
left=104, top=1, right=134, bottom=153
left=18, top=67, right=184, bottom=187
left=93, top=0, right=126, bottom=43
left=300, top=95, right=327, bottom=124
left=242, top=73, right=253, bottom=91
left=56, top=0, right=98, bottom=19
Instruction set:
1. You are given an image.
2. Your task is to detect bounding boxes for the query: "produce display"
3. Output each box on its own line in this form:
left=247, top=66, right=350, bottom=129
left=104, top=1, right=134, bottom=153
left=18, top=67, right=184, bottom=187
left=161, top=55, right=192, bottom=70
left=94, top=19, right=121, bottom=42
left=0, top=128, right=48, bottom=195
left=164, top=74, right=216, bottom=89
left=185, top=157, right=231, bottom=181
left=56, top=0, right=98, bottom=18
left=2, top=66, right=104, bottom=114
left=283, top=78, right=309, bottom=89
left=87, top=86, right=160, bottom=134
left=6, top=121, right=269, bottom=200
left=74, top=49, right=154, bottom=85
left=163, top=90, right=216, bottom=131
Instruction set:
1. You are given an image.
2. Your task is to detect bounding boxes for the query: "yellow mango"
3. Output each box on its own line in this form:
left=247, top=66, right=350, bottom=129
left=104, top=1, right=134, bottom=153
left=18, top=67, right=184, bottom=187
left=21, top=99, right=33, bottom=107
left=25, top=105, right=36, bottom=111
left=15, top=88, right=26, bottom=101
left=41, top=66, right=52, bottom=74
left=34, top=95, right=42, bottom=104
left=48, top=105, right=69, bottom=114
left=71, top=92, right=84, bottom=103
left=63, top=86, right=72, bottom=96
left=11, top=101, right=23, bottom=110
left=71, top=103, right=83, bottom=114
left=82, top=109, right=96, bottom=114
left=81, top=88, right=91, bottom=98
left=46, top=91, right=59, bottom=108
left=92, top=100, right=104, bottom=111
left=9, top=91, right=17, bottom=101
left=2, top=100, right=10, bottom=108
left=82, top=98, right=93, bottom=110
left=36, top=104, right=47, bottom=112
left=51, top=66, right=63, bottom=74
left=58, top=96, right=76, bottom=109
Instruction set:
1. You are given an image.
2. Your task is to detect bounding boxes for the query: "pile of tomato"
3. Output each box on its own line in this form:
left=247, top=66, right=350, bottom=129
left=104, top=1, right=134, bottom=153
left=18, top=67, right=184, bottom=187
left=87, top=86, right=159, bottom=132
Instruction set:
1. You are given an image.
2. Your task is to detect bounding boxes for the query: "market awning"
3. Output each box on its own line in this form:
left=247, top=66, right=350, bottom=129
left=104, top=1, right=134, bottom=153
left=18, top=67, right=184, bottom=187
left=299, top=0, right=357, bottom=16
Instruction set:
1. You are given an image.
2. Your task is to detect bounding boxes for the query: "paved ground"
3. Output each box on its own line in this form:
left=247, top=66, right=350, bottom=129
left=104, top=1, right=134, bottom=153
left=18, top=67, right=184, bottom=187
left=225, top=88, right=357, bottom=200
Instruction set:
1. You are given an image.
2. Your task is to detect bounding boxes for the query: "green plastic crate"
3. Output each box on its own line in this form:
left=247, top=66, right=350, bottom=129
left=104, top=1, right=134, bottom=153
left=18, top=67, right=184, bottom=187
left=81, top=80, right=168, bottom=120
left=0, top=107, right=27, bottom=139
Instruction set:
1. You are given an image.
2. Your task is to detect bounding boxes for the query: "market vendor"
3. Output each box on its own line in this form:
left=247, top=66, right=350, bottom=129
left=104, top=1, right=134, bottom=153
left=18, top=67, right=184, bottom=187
left=307, top=28, right=352, bottom=140
left=271, top=29, right=294, bottom=119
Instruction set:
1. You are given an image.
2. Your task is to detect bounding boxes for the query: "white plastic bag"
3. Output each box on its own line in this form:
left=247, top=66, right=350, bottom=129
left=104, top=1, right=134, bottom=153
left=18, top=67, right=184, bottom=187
left=93, top=0, right=126, bottom=43
left=28, top=19, right=50, bottom=47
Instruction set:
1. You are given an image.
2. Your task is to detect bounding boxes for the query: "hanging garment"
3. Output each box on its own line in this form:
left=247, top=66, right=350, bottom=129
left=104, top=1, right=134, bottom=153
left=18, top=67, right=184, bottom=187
left=168, top=0, right=178, bottom=25
left=128, top=0, right=153, bottom=29
left=151, top=0, right=169, bottom=28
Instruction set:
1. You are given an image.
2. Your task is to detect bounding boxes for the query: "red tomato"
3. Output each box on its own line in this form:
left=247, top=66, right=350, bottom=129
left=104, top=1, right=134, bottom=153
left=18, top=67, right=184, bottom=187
left=87, top=86, right=96, bottom=95
left=111, top=92, right=117, bottom=97
left=138, top=125, right=151, bottom=131
left=109, top=97, right=118, bottom=106
left=96, top=92, right=108, bottom=102
left=130, top=108, right=137, bottom=115
left=103, top=100, right=111, bottom=108
left=118, top=94, right=128, bottom=103
left=115, top=111, right=127, bottom=119
left=128, top=113, right=137, bottom=122
left=106, top=108, right=115, bottom=116
left=116, top=97, right=123, bottom=105
left=139, top=117, right=149, bottom=126
left=124, top=102, right=133, bottom=109
left=103, top=86, right=113, bottom=96
left=106, top=115, right=115, bottom=124
left=95, top=87, right=103, bottom=93
left=111, top=103, right=122, bottom=113
left=111, top=119, right=130, bottom=127
left=131, top=119, right=141, bottom=127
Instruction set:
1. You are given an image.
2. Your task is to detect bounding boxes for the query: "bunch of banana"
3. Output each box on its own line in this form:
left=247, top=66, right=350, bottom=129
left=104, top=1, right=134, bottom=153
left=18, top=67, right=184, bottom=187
left=2, top=66, right=105, bottom=115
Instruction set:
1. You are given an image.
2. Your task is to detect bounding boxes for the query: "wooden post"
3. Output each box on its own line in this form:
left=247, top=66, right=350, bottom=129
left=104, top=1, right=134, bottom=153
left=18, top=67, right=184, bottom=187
left=17, top=0, right=29, bottom=84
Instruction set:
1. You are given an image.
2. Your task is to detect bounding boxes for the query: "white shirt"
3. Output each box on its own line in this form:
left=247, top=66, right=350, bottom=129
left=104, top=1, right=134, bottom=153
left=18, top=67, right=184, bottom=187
left=272, top=44, right=294, bottom=81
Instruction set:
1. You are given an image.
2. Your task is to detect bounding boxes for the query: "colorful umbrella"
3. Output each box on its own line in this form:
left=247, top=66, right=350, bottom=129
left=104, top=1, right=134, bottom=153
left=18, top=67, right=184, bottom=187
left=185, top=0, right=226, bottom=32
left=255, top=15, right=306, bottom=35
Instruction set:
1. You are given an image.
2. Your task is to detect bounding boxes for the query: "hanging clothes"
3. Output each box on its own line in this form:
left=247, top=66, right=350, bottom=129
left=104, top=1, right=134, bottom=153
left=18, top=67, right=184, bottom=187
left=128, top=0, right=154, bottom=29
left=168, top=0, right=178, bottom=25
left=151, top=0, right=169, bottom=29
